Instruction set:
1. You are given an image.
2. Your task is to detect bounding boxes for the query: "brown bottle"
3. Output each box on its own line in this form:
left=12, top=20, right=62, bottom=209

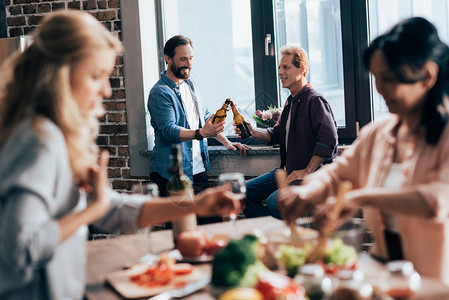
left=212, top=98, right=231, bottom=124
left=231, top=101, right=252, bottom=139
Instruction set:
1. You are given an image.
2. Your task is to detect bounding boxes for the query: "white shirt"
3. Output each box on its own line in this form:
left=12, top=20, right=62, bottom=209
left=179, top=81, right=205, bottom=175
left=382, top=162, right=406, bottom=232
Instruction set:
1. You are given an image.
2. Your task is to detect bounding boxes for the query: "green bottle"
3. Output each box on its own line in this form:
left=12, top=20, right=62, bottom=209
left=167, top=144, right=197, bottom=245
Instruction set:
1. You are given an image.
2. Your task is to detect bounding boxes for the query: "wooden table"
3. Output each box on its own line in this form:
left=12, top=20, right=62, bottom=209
left=86, top=217, right=449, bottom=300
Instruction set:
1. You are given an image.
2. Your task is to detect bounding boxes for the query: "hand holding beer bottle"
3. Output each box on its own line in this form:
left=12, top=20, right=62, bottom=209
left=231, top=101, right=252, bottom=139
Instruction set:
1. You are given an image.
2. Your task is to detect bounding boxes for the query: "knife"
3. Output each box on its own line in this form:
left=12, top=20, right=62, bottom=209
left=147, top=278, right=210, bottom=300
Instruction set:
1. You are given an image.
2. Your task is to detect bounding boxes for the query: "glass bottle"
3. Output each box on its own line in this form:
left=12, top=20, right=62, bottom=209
left=294, top=264, right=333, bottom=300
left=167, top=144, right=197, bottom=245
left=212, top=98, right=231, bottom=124
left=330, top=269, right=373, bottom=300
left=131, top=183, right=159, bottom=264
left=385, top=260, right=421, bottom=299
left=230, top=100, right=252, bottom=138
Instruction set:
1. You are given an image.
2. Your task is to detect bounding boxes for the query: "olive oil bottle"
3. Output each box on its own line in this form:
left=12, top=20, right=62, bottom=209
left=167, top=144, right=197, bottom=245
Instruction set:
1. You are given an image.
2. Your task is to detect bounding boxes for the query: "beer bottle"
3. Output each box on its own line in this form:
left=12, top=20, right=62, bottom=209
left=231, top=101, right=252, bottom=139
left=212, top=98, right=231, bottom=124
left=167, top=144, right=197, bottom=245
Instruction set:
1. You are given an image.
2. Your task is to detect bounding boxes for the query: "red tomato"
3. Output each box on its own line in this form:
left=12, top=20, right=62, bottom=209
left=171, top=263, right=194, bottom=275
left=255, top=272, right=306, bottom=300
left=177, top=230, right=208, bottom=257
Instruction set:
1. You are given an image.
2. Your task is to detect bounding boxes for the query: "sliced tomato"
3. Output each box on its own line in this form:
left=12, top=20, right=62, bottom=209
left=255, top=272, right=306, bottom=300
left=172, top=263, right=194, bottom=275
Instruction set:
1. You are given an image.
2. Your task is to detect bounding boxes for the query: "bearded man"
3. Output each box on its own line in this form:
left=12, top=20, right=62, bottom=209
left=148, top=35, right=248, bottom=208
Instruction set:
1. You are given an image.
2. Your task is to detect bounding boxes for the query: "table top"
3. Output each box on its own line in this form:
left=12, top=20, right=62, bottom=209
left=86, top=216, right=449, bottom=300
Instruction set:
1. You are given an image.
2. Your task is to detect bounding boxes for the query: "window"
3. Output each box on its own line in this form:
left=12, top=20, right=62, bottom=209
left=275, top=0, right=346, bottom=126
left=162, top=0, right=255, bottom=136
left=157, top=0, right=357, bottom=140
left=121, top=0, right=369, bottom=175
left=368, top=0, right=449, bottom=121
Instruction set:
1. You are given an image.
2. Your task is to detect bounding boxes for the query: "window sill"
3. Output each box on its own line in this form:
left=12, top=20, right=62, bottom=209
left=140, top=145, right=281, bottom=177
left=140, top=145, right=348, bottom=177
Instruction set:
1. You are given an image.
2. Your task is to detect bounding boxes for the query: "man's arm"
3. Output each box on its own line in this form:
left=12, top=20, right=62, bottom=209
left=287, top=155, right=325, bottom=183
left=178, top=115, right=224, bottom=141
left=287, top=96, right=337, bottom=183
left=215, top=133, right=251, bottom=155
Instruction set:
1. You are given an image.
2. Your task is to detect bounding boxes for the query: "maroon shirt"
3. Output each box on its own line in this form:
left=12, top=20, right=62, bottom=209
left=267, top=83, right=338, bottom=175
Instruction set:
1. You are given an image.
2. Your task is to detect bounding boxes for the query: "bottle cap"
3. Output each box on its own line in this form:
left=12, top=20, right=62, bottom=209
left=299, top=264, right=324, bottom=277
left=337, top=269, right=364, bottom=281
left=387, top=260, right=414, bottom=275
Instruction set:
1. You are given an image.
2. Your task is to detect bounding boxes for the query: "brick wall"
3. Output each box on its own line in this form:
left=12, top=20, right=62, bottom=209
left=4, top=0, right=152, bottom=192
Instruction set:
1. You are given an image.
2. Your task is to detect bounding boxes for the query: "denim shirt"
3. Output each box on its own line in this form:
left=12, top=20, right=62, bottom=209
left=148, top=71, right=210, bottom=181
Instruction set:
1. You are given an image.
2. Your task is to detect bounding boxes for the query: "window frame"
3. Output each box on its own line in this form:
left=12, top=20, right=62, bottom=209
left=121, top=0, right=373, bottom=175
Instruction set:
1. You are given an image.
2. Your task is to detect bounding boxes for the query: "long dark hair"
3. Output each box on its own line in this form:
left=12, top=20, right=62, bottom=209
left=364, top=17, right=449, bottom=145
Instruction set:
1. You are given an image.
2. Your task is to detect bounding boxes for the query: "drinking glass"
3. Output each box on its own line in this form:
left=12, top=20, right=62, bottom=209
left=132, top=183, right=159, bottom=264
left=384, top=261, right=421, bottom=299
left=218, top=172, right=246, bottom=237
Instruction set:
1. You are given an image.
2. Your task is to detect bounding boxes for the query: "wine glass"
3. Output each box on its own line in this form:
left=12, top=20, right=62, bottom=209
left=218, top=172, right=246, bottom=237
left=132, top=183, right=160, bottom=265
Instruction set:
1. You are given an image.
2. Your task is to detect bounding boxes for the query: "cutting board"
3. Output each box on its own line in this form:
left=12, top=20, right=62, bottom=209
left=106, top=263, right=207, bottom=299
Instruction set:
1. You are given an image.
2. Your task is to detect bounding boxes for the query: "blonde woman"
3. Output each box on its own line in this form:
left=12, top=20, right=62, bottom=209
left=0, top=10, right=240, bottom=299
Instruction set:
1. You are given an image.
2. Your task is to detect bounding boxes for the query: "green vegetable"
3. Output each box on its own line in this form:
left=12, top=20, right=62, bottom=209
left=324, top=238, right=357, bottom=266
left=279, top=245, right=307, bottom=277
left=211, top=235, right=269, bottom=287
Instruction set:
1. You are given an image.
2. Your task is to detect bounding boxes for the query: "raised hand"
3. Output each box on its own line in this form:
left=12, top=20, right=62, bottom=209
left=200, top=114, right=225, bottom=137
left=194, top=185, right=241, bottom=218
left=86, top=150, right=111, bottom=220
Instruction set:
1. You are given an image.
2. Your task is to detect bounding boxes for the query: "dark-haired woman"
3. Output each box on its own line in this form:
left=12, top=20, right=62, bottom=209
left=278, top=16, right=449, bottom=284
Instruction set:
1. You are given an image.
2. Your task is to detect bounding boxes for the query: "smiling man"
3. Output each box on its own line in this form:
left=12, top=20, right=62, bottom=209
left=148, top=35, right=247, bottom=211
left=237, top=45, right=338, bottom=219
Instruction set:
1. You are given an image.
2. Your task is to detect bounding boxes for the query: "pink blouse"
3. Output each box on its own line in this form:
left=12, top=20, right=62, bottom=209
left=304, top=114, right=449, bottom=285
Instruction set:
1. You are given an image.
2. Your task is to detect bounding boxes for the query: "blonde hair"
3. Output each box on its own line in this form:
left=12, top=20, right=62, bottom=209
left=0, top=10, right=122, bottom=181
left=279, top=45, right=309, bottom=78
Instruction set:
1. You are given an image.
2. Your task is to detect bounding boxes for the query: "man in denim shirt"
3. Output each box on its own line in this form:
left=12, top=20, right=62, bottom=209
left=148, top=35, right=248, bottom=200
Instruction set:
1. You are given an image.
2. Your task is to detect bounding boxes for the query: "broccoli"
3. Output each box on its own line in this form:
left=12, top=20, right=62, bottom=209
left=211, top=235, right=269, bottom=287
left=324, top=238, right=357, bottom=266
left=279, top=245, right=307, bottom=277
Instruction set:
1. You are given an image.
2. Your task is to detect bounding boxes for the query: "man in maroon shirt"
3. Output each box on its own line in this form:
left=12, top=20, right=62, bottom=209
left=236, top=45, right=338, bottom=219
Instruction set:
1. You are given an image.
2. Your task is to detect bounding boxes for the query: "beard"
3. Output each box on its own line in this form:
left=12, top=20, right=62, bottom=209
left=171, top=63, right=191, bottom=80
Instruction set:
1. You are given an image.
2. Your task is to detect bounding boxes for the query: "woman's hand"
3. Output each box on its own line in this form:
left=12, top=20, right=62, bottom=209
left=313, top=191, right=361, bottom=232
left=194, top=184, right=241, bottom=218
left=85, top=150, right=111, bottom=220
left=57, top=151, right=111, bottom=241
left=277, top=186, right=316, bottom=224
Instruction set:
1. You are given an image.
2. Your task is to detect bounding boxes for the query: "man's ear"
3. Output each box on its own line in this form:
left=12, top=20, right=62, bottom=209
left=164, top=54, right=170, bottom=65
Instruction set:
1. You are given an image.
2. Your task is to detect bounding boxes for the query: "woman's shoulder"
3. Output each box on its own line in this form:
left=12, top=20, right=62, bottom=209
left=2, top=117, right=66, bottom=158
left=359, top=115, right=398, bottom=138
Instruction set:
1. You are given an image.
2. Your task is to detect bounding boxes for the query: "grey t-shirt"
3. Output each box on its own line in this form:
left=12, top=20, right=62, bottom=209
left=0, top=118, right=147, bottom=299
